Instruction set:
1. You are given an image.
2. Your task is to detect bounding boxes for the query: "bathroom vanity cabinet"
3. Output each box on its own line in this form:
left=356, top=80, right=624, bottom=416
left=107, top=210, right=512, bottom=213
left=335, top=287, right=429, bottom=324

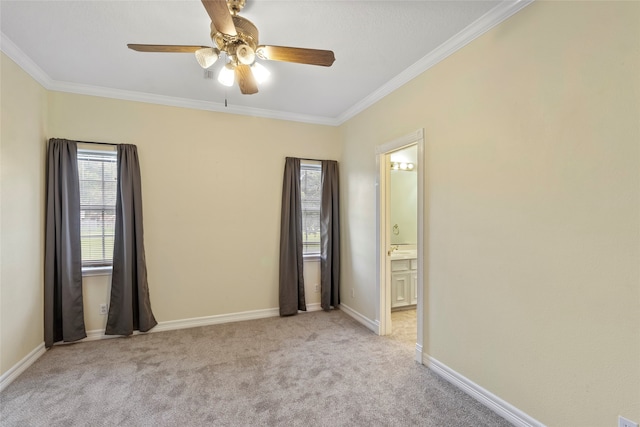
left=391, top=258, right=417, bottom=309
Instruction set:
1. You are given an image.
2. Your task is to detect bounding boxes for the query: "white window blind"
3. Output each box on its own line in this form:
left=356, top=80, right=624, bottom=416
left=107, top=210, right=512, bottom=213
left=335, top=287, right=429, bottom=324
left=300, top=162, right=321, bottom=255
left=77, top=149, right=117, bottom=267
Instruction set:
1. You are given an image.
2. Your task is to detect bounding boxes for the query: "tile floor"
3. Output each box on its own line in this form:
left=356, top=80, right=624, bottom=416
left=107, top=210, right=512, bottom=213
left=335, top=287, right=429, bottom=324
left=389, top=308, right=417, bottom=347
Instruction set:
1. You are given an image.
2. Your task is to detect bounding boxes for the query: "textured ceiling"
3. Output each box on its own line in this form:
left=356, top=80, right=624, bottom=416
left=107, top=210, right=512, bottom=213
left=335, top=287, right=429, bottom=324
left=0, top=1, right=530, bottom=124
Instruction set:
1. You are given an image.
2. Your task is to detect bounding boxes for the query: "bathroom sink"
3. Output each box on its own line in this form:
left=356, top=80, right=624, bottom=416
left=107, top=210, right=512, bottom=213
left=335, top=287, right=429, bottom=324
left=390, top=250, right=417, bottom=259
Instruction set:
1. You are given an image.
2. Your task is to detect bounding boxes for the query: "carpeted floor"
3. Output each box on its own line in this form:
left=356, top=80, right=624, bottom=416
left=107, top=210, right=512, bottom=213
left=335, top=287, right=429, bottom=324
left=0, top=310, right=511, bottom=426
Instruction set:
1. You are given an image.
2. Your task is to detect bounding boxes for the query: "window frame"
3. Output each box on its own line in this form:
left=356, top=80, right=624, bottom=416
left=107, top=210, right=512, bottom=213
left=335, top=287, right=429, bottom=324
left=77, top=146, right=118, bottom=275
left=300, top=161, right=322, bottom=259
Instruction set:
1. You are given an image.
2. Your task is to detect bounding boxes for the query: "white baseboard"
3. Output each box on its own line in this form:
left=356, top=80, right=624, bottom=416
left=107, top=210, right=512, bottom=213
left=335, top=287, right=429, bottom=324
left=305, top=303, right=323, bottom=312
left=338, top=303, right=379, bottom=334
left=84, top=304, right=325, bottom=341
left=84, top=307, right=279, bottom=340
left=415, top=343, right=423, bottom=364
left=154, top=307, right=282, bottom=333
left=0, top=342, right=46, bottom=392
left=424, top=355, right=545, bottom=427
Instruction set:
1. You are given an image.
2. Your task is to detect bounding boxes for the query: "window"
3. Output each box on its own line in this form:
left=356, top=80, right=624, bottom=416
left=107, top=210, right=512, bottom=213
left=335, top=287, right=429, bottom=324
left=77, top=149, right=117, bottom=268
left=300, top=162, right=321, bottom=255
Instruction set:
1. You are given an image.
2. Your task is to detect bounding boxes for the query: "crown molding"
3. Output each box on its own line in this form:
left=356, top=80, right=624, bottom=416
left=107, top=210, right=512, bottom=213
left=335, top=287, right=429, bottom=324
left=1, top=32, right=53, bottom=88
left=334, top=0, right=534, bottom=126
left=1, top=31, right=338, bottom=126
left=1, top=0, right=532, bottom=128
left=49, top=79, right=339, bottom=126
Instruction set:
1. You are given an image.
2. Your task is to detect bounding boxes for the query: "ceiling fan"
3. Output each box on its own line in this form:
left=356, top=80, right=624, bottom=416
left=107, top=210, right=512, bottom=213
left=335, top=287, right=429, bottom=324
left=127, top=0, right=335, bottom=95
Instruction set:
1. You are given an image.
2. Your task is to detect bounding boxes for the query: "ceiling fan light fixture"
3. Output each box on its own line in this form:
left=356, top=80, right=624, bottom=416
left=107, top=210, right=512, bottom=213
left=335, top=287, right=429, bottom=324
left=236, top=44, right=256, bottom=65
left=218, top=62, right=235, bottom=87
left=127, top=0, right=336, bottom=96
left=251, top=62, right=270, bottom=84
left=195, top=47, right=219, bottom=69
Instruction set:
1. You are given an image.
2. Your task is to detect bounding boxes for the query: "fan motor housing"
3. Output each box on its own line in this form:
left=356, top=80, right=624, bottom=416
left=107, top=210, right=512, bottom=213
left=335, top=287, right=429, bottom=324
left=227, top=0, right=246, bottom=15
left=211, top=16, right=259, bottom=57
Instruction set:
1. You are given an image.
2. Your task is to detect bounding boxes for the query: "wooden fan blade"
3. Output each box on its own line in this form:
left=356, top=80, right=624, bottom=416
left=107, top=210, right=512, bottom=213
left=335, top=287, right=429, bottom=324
left=256, top=45, right=335, bottom=67
left=201, top=0, right=237, bottom=36
left=235, top=64, right=258, bottom=95
left=127, top=44, right=211, bottom=53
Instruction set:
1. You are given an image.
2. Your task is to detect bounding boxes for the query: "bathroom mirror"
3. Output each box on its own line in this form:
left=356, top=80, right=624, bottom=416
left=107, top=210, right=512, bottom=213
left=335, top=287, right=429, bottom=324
left=390, top=145, right=417, bottom=245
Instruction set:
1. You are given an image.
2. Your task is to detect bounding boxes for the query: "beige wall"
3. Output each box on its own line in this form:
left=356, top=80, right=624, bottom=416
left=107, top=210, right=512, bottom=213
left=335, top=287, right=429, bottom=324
left=339, top=1, right=640, bottom=426
left=48, top=92, right=338, bottom=328
left=0, top=53, right=48, bottom=374
left=82, top=261, right=322, bottom=332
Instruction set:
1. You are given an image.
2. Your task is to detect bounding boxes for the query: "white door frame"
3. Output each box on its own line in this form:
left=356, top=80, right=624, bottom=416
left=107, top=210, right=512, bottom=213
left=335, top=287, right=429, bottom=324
left=375, top=129, right=425, bottom=362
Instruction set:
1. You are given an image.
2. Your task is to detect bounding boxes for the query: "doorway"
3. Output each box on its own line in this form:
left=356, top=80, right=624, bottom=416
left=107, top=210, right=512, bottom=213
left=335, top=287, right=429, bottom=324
left=388, top=144, right=418, bottom=348
left=375, top=129, right=425, bottom=363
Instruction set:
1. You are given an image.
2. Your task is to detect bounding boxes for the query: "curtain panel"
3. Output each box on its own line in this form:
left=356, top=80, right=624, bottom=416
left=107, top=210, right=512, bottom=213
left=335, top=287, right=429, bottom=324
left=320, top=160, right=340, bottom=310
left=44, top=139, right=86, bottom=347
left=279, top=157, right=306, bottom=316
left=106, top=144, right=157, bottom=335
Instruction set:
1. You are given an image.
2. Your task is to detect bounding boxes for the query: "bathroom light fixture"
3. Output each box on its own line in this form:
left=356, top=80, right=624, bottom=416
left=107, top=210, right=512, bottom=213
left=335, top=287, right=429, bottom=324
left=390, top=162, right=415, bottom=171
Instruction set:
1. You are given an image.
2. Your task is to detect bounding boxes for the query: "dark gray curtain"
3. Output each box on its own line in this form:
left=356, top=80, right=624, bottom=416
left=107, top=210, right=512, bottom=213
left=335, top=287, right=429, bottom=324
left=320, top=160, right=340, bottom=310
left=106, top=144, right=157, bottom=335
left=44, top=139, right=86, bottom=348
left=279, top=157, right=306, bottom=316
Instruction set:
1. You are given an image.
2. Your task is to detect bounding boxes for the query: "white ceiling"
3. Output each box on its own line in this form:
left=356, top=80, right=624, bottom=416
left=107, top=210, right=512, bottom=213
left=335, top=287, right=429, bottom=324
left=0, top=0, right=531, bottom=125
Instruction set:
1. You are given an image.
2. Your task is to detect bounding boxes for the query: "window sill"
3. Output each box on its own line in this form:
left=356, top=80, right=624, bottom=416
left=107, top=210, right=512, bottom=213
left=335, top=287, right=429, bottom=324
left=82, top=266, right=112, bottom=277
left=303, top=254, right=321, bottom=262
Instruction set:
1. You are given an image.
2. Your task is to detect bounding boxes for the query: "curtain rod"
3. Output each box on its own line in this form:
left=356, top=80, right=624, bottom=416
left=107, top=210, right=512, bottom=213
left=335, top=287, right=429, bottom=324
left=76, top=140, right=118, bottom=146
left=300, top=157, right=337, bottom=163
left=287, top=156, right=329, bottom=162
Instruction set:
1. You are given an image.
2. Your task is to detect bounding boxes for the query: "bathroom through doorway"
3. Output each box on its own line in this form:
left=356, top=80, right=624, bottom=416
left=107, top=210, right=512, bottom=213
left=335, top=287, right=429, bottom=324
left=375, top=129, right=425, bottom=363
